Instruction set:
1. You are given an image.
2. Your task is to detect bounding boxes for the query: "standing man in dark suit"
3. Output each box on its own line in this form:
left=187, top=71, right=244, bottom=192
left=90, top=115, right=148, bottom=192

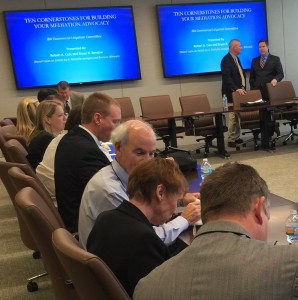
left=221, top=39, right=246, bottom=147
left=57, top=80, right=85, bottom=114
left=250, top=39, right=284, bottom=100
left=55, top=92, right=121, bottom=233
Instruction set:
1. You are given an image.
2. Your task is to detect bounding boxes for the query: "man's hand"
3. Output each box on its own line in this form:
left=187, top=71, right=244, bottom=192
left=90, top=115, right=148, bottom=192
left=182, top=192, right=200, bottom=206
left=181, top=200, right=201, bottom=225
left=271, top=79, right=277, bottom=86
left=236, top=88, right=246, bottom=95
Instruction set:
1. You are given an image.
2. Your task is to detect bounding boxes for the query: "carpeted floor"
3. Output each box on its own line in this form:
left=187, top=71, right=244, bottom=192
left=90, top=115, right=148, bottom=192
left=0, top=192, right=55, bottom=299
left=0, top=137, right=297, bottom=299
left=209, top=143, right=298, bottom=203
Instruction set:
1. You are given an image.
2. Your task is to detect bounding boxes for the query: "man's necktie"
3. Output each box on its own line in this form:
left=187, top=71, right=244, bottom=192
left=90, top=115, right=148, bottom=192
left=260, top=56, right=266, bottom=68
left=234, top=58, right=245, bottom=88
left=64, top=101, right=70, bottom=114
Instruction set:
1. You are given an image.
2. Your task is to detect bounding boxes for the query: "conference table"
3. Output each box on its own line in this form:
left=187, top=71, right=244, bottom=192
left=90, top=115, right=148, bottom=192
left=142, top=108, right=230, bottom=158
left=142, top=99, right=298, bottom=158
left=180, top=166, right=296, bottom=245
left=233, top=98, right=298, bottom=151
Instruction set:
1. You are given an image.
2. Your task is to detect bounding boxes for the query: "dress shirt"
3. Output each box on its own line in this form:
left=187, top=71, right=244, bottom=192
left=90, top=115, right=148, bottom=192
left=260, top=52, right=269, bottom=65
left=65, top=96, right=72, bottom=109
left=79, top=159, right=189, bottom=248
left=64, top=100, right=70, bottom=114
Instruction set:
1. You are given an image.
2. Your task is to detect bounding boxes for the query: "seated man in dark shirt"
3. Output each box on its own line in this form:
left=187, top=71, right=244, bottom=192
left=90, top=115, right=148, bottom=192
left=87, top=157, right=188, bottom=297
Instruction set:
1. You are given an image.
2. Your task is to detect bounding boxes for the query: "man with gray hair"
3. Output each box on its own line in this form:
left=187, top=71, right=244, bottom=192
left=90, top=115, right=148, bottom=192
left=134, top=162, right=298, bottom=300
left=221, top=39, right=246, bottom=147
left=79, top=119, right=201, bottom=249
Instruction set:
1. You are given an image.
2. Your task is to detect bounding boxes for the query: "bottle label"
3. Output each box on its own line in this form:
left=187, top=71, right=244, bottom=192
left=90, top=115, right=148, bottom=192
left=285, top=225, right=298, bottom=236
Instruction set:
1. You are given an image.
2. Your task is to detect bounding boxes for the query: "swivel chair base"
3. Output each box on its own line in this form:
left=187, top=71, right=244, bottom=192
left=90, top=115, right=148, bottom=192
left=272, top=119, right=298, bottom=146
left=157, top=135, right=190, bottom=155
left=194, top=135, right=216, bottom=158
left=27, top=272, right=48, bottom=292
left=236, top=129, right=261, bottom=151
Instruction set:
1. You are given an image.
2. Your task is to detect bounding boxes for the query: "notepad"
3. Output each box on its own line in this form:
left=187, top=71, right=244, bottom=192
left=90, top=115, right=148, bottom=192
left=247, top=99, right=264, bottom=104
left=240, top=99, right=266, bottom=107
left=285, top=100, right=298, bottom=104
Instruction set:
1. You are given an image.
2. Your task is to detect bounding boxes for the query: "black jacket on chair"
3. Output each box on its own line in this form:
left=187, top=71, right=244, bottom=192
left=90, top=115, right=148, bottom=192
left=55, top=126, right=110, bottom=233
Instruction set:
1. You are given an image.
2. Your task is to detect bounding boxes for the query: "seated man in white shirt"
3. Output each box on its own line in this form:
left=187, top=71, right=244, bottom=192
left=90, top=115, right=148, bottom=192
left=79, top=119, right=201, bottom=249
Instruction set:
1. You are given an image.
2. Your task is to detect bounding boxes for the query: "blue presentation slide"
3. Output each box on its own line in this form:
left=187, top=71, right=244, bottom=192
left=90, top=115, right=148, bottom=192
left=157, top=1, right=267, bottom=77
left=4, top=7, right=141, bottom=88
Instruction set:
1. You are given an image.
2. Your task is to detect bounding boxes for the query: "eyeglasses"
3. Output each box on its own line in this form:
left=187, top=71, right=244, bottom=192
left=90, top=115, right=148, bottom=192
left=263, top=201, right=270, bottom=220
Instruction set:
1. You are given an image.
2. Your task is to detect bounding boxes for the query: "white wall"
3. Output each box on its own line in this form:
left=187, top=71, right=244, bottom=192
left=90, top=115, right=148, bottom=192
left=0, top=0, right=297, bottom=119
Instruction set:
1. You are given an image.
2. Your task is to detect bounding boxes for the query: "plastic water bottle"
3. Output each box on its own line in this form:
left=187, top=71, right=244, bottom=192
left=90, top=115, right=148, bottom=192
left=285, top=210, right=298, bottom=244
left=223, top=94, right=228, bottom=111
left=201, top=158, right=212, bottom=180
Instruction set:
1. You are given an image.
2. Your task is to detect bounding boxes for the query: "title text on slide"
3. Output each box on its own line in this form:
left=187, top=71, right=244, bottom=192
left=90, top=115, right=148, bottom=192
left=172, top=7, right=252, bottom=22
left=23, top=14, right=116, bottom=29
left=173, top=8, right=252, bottom=16
left=24, top=14, right=116, bottom=23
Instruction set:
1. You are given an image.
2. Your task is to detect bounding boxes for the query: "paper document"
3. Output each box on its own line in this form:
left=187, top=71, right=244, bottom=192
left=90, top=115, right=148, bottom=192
left=247, top=99, right=264, bottom=104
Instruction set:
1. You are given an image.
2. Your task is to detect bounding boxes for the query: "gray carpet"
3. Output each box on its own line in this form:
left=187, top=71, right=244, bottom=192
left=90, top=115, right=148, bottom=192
left=0, top=139, right=297, bottom=299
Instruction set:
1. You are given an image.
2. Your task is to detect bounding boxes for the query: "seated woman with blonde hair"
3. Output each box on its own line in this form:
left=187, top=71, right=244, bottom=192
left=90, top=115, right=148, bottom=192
left=16, top=96, right=39, bottom=144
left=27, top=100, right=66, bottom=170
left=36, top=105, right=82, bottom=198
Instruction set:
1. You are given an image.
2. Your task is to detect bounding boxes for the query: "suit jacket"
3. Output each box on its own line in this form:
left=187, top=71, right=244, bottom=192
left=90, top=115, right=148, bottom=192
left=87, top=201, right=171, bottom=297
left=249, top=54, right=284, bottom=100
left=221, top=53, right=246, bottom=102
left=55, top=125, right=110, bottom=233
left=27, top=131, right=53, bottom=170
left=70, top=91, right=85, bottom=107
left=134, top=221, right=298, bottom=300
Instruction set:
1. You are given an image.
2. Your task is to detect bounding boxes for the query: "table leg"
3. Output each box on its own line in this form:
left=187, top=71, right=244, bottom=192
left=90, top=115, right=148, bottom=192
left=215, top=113, right=230, bottom=158
left=168, top=118, right=178, bottom=147
left=260, top=108, right=274, bottom=150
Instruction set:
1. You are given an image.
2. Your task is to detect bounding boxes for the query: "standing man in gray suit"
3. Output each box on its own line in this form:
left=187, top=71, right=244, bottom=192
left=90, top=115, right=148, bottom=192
left=57, top=80, right=85, bottom=114
left=134, top=162, right=298, bottom=300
